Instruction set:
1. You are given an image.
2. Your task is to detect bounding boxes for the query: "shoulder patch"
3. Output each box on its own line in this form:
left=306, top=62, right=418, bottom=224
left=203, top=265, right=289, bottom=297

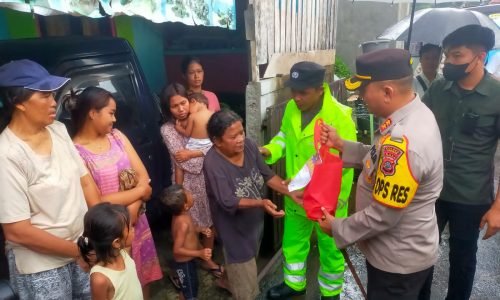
left=372, top=136, right=419, bottom=209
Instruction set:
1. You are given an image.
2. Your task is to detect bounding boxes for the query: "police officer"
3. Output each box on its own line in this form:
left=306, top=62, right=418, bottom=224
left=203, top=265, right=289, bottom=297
left=261, top=61, right=357, bottom=299
left=319, top=49, right=443, bottom=300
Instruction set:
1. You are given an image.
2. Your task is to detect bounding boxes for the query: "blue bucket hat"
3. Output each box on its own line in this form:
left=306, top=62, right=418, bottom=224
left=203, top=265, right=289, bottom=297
left=0, top=59, right=69, bottom=91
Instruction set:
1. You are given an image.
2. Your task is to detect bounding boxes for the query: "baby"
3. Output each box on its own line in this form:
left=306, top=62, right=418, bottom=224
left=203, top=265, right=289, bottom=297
left=174, top=92, right=213, bottom=184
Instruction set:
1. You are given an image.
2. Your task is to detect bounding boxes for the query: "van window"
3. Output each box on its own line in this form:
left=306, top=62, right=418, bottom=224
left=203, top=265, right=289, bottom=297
left=57, top=63, right=142, bottom=136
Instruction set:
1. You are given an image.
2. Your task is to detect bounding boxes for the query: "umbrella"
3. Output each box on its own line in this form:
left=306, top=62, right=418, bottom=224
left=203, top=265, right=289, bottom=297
left=378, top=7, right=500, bottom=49
left=352, top=0, right=478, bottom=49
left=467, top=4, right=500, bottom=27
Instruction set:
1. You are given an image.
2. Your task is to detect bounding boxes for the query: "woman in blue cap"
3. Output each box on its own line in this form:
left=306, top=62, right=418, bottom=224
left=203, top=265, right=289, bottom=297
left=0, top=60, right=100, bottom=299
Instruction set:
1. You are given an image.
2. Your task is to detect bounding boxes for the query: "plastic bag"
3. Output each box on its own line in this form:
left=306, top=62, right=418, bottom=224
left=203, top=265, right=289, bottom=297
left=303, top=119, right=343, bottom=220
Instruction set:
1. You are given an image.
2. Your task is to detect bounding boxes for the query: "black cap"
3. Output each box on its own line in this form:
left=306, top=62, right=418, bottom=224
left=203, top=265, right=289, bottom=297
left=285, top=61, right=325, bottom=90
left=442, top=25, right=495, bottom=52
left=345, top=49, right=413, bottom=91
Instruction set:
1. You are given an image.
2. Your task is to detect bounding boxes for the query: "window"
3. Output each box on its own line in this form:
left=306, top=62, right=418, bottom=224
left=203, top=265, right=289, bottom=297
left=57, top=63, right=143, bottom=136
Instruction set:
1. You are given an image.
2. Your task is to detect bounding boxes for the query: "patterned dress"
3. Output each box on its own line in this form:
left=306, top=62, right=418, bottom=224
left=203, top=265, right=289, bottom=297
left=160, top=122, right=213, bottom=228
left=75, top=129, right=163, bottom=286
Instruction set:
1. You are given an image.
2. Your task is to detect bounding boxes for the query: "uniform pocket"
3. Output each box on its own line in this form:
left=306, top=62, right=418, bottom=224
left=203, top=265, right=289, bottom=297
left=474, top=115, right=497, bottom=137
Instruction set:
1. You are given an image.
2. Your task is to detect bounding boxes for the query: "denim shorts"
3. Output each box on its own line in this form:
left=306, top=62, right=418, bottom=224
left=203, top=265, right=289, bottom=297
left=7, top=249, right=90, bottom=300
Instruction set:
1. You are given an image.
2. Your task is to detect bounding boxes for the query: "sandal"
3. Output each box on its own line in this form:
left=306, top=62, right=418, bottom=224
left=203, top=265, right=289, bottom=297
left=208, top=264, right=225, bottom=279
left=215, top=277, right=231, bottom=292
left=168, top=273, right=181, bottom=291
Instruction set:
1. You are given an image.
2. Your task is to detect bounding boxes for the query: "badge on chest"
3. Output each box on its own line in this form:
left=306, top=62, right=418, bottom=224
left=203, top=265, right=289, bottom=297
left=372, top=135, right=419, bottom=209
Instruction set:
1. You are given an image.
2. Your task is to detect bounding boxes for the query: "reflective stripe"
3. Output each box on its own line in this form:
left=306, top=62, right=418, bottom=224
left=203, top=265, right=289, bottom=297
left=318, top=278, right=342, bottom=292
left=285, top=262, right=305, bottom=272
left=284, top=274, right=305, bottom=283
left=319, top=270, right=343, bottom=282
left=275, top=140, right=286, bottom=149
left=276, top=131, right=285, bottom=139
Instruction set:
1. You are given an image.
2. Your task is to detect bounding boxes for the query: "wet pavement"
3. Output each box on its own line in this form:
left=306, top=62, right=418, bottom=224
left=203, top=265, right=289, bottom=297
left=150, top=226, right=500, bottom=300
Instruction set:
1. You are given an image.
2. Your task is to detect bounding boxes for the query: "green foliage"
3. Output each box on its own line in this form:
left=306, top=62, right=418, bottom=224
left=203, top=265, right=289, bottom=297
left=334, top=56, right=352, bottom=79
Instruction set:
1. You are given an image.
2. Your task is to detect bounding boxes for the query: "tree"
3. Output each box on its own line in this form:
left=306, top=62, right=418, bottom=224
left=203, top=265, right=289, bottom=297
left=216, top=8, right=233, bottom=29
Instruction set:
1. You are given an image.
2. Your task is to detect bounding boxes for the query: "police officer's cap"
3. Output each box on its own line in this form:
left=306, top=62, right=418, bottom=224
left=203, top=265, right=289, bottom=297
left=285, top=61, right=325, bottom=90
left=345, top=49, right=413, bottom=91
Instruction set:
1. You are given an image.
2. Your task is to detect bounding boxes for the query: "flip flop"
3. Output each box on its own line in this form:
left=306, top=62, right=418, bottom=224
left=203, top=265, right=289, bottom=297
left=208, top=264, right=225, bottom=279
left=168, top=273, right=181, bottom=291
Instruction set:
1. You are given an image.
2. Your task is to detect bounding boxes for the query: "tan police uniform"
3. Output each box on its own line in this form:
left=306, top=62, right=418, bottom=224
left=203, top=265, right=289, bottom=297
left=329, top=48, right=444, bottom=300
left=332, top=95, right=443, bottom=274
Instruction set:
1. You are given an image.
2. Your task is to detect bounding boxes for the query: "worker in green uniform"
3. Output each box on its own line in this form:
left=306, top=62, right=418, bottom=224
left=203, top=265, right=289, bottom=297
left=261, top=61, right=356, bottom=299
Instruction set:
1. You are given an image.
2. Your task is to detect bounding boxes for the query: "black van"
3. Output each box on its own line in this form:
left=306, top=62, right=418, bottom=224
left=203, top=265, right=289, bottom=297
left=0, top=36, right=171, bottom=279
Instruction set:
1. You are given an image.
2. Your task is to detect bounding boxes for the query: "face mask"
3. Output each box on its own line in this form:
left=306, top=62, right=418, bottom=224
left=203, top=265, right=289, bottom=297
left=443, top=57, right=477, bottom=81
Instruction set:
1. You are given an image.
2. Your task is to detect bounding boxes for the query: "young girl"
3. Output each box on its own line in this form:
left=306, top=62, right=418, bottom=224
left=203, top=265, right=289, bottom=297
left=78, top=202, right=143, bottom=300
left=66, top=86, right=163, bottom=298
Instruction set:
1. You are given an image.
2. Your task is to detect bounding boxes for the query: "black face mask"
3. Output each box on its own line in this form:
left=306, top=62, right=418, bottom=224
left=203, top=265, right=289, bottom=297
left=443, top=57, right=477, bottom=81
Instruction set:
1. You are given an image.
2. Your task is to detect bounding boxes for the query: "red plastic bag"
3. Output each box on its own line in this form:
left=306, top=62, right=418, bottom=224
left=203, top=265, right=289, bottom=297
left=303, top=119, right=343, bottom=220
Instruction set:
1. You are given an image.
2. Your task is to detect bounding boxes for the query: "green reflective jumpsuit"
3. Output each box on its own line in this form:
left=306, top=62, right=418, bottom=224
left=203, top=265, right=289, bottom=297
left=263, top=83, right=356, bottom=296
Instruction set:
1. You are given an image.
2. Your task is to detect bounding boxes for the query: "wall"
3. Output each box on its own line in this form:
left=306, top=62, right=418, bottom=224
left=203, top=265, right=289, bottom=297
left=114, top=16, right=167, bottom=94
left=0, top=8, right=38, bottom=40
left=336, top=0, right=402, bottom=71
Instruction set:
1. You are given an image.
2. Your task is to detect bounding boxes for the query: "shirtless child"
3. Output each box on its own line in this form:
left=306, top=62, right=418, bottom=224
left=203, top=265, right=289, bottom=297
left=174, top=93, right=214, bottom=185
left=161, top=184, right=212, bottom=300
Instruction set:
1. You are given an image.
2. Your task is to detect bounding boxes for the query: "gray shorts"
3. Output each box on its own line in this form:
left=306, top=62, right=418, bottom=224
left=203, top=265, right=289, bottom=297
left=7, top=249, right=90, bottom=300
left=225, top=257, right=259, bottom=300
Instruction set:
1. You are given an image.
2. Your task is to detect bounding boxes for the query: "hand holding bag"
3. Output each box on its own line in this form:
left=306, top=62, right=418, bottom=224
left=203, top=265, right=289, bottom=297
left=303, top=119, right=343, bottom=220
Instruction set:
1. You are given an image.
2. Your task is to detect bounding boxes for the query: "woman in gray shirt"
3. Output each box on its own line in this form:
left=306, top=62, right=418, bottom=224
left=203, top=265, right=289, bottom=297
left=204, top=110, right=301, bottom=300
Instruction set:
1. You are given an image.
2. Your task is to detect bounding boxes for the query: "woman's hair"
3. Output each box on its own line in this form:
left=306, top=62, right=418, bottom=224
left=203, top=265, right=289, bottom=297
left=0, top=87, right=36, bottom=132
left=181, top=56, right=203, bottom=75
left=207, top=110, right=243, bottom=142
left=63, top=86, right=113, bottom=136
left=160, top=83, right=187, bottom=123
left=77, top=202, right=130, bottom=266
left=160, top=184, right=186, bottom=216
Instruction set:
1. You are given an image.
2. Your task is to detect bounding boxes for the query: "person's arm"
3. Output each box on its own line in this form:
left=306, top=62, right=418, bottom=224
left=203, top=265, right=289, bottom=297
left=421, top=80, right=433, bottom=108
left=322, top=150, right=426, bottom=248
left=238, top=198, right=285, bottom=217
left=320, top=123, right=370, bottom=169
left=260, top=106, right=290, bottom=165
left=174, top=149, right=204, bottom=163
left=90, top=272, right=113, bottom=300
left=0, top=155, right=80, bottom=258
left=331, top=105, right=358, bottom=202
left=173, top=222, right=211, bottom=261
left=70, top=137, right=101, bottom=207
left=480, top=186, right=500, bottom=239
left=81, top=174, right=101, bottom=207
left=175, top=164, right=184, bottom=185
left=266, top=175, right=302, bottom=205
left=204, top=157, right=285, bottom=219
left=127, top=201, right=142, bottom=226
left=2, top=221, right=79, bottom=258
left=478, top=116, right=500, bottom=239
left=175, top=117, right=194, bottom=138
left=161, top=123, right=204, bottom=174
left=100, top=131, right=152, bottom=205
